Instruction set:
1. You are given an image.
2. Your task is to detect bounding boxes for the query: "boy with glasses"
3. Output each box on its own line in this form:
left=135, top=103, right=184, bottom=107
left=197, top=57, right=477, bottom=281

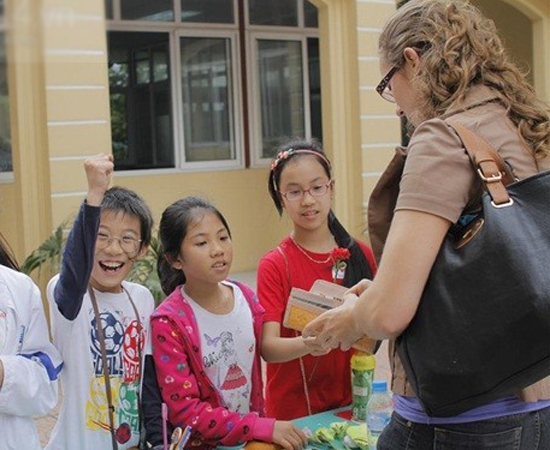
left=46, top=154, right=155, bottom=450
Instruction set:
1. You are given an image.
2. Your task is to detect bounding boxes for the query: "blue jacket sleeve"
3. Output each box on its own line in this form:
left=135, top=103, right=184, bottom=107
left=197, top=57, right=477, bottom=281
left=53, top=201, right=100, bottom=320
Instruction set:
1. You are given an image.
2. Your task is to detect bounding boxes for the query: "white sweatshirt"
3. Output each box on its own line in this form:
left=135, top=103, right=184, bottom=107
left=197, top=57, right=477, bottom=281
left=0, top=265, right=63, bottom=450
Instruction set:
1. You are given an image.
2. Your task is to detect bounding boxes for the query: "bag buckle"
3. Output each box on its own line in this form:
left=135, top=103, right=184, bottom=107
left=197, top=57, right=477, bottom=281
left=491, top=198, right=514, bottom=208
left=476, top=168, right=503, bottom=183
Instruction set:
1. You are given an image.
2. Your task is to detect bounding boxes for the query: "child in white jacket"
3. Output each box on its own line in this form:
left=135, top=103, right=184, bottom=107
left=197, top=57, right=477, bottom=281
left=0, top=236, right=63, bottom=449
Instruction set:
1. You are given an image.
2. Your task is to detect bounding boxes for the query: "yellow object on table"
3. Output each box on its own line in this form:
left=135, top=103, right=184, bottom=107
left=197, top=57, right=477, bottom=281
left=346, top=423, right=371, bottom=450
left=293, top=407, right=378, bottom=450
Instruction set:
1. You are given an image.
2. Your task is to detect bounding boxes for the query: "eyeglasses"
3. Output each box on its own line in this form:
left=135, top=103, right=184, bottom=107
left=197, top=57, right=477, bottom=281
left=280, top=180, right=332, bottom=202
left=96, top=232, right=142, bottom=255
left=375, top=65, right=399, bottom=103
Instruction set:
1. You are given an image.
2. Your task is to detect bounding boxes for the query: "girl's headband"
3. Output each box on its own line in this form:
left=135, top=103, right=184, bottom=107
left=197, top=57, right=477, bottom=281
left=270, top=148, right=332, bottom=171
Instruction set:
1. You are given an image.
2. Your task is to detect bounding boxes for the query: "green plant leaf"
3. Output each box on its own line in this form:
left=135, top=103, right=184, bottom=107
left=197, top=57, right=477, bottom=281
left=21, top=221, right=68, bottom=276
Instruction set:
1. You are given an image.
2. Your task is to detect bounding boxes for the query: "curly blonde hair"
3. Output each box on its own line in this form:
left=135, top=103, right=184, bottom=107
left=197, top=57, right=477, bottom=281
left=379, top=0, right=550, bottom=158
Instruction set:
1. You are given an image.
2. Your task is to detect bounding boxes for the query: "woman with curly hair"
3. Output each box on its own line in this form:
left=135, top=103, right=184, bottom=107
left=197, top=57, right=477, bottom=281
left=304, top=1, right=550, bottom=448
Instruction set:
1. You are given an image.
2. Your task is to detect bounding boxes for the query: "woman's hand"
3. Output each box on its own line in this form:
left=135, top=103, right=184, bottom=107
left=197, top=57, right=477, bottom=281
left=302, top=336, right=332, bottom=356
left=345, top=278, right=373, bottom=297
left=302, top=290, right=366, bottom=351
left=272, top=421, right=308, bottom=450
left=305, top=210, right=452, bottom=341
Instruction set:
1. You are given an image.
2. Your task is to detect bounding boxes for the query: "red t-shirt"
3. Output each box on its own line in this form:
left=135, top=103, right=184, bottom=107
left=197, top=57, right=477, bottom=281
left=257, top=236, right=376, bottom=420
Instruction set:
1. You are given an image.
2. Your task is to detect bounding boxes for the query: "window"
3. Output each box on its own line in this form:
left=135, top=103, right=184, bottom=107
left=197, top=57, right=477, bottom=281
left=181, top=0, right=234, bottom=24
left=180, top=35, right=237, bottom=162
left=0, top=5, right=12, bottom=174
left=121, top=0, right=174, bottom=21
left=304, top=1, right=318, bottom=28
left=253, top=38, right=305, bottom=159
left=108, top=32, right=174, bottom=170
left=106, top=0, right=320, bottom=171
left=248, top=0, right=298, bottom=27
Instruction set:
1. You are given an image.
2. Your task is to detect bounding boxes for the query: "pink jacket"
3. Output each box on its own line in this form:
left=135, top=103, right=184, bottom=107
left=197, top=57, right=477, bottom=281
left=151, top=280, right=274, bottom=449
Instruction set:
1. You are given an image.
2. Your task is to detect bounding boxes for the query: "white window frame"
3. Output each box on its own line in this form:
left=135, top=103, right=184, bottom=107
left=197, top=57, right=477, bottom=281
left=175, top=29, right=244, bottom=171
left=107, top=10, right=244, bottom=174
left=107, top=24, right=180, bottom=176
left=106, top=0, right=319, bottom=173
left=247, top=31, right=313, bottom=168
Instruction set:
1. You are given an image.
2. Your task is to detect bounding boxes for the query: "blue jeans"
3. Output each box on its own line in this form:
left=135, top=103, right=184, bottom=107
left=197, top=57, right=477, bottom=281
left=377, top=408, right=550, bottom=450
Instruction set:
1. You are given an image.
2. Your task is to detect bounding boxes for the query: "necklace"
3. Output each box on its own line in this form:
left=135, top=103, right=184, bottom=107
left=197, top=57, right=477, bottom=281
left=290, top=234, right=333, bottom=264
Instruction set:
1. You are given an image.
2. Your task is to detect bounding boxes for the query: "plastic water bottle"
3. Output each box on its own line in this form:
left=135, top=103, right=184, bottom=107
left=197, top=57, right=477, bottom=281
left=350, top=352, right=376, bottom=422
left=366, top=380, right=393, bottom=439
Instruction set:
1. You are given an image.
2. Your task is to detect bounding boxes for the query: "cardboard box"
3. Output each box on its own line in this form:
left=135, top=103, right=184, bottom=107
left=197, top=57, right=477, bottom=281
left=283, top=280, right=378, bottom=354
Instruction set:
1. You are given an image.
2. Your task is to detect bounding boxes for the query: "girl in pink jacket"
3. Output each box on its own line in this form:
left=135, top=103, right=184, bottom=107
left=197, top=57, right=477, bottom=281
left=150, top=196, right=307, bottom=450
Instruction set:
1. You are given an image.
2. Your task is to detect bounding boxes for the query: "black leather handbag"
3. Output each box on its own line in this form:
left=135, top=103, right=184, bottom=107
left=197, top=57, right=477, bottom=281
left=396, top=121, right=550, bottom=417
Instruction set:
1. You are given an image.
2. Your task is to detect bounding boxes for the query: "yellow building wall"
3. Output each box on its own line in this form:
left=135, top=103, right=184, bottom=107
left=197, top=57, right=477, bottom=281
left=117, top=170, right=293, bottom=271
left=502, top=0, right=550, bottom=98
left=6, top=0, right=52, bottom=262
left=3, top=0, right=550, bottom=273
left=355, top=0, right=401, bottom=233
left=43, top=0, right=117, bottom=233
left=0, top=182, right=18, bottom=254
left=309, top=0, right=366, bottom=240
left=39, top=0, right=290, bottom=274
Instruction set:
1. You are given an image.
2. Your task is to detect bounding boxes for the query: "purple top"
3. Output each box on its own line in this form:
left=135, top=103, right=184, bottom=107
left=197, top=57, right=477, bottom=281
left=395, top=394, right=550, bottom=424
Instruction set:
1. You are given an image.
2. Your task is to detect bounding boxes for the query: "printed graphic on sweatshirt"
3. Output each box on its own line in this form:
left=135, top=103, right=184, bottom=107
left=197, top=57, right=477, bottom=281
left=86, top=310, right=144, bottom=444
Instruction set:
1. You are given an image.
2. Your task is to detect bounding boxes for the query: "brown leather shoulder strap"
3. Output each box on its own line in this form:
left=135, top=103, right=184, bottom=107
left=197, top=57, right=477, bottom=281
left=446, top=120, right=514, bottom=206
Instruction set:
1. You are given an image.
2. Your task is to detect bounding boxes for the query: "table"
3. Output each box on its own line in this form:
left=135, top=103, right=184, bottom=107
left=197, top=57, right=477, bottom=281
left=293, top=406, right=372, bottom=450
left=220, top=407, right=362, bottom=450
left=292, top=406, right=353, bottom=431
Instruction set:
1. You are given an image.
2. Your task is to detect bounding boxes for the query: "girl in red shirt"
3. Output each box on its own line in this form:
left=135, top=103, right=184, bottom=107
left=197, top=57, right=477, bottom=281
left=257, top=139, right=377, bottom=420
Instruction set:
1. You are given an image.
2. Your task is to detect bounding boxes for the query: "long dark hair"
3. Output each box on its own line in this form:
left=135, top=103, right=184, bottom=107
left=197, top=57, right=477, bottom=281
left=157, top=196, right=232, bottom=296
left=268, top=139, right=373, bottom=285
left=0, top=232, right=19, bottom=271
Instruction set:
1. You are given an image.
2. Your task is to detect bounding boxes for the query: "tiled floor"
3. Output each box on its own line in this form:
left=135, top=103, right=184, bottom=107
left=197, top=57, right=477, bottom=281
left=35, top=272, right=392, bottom=446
